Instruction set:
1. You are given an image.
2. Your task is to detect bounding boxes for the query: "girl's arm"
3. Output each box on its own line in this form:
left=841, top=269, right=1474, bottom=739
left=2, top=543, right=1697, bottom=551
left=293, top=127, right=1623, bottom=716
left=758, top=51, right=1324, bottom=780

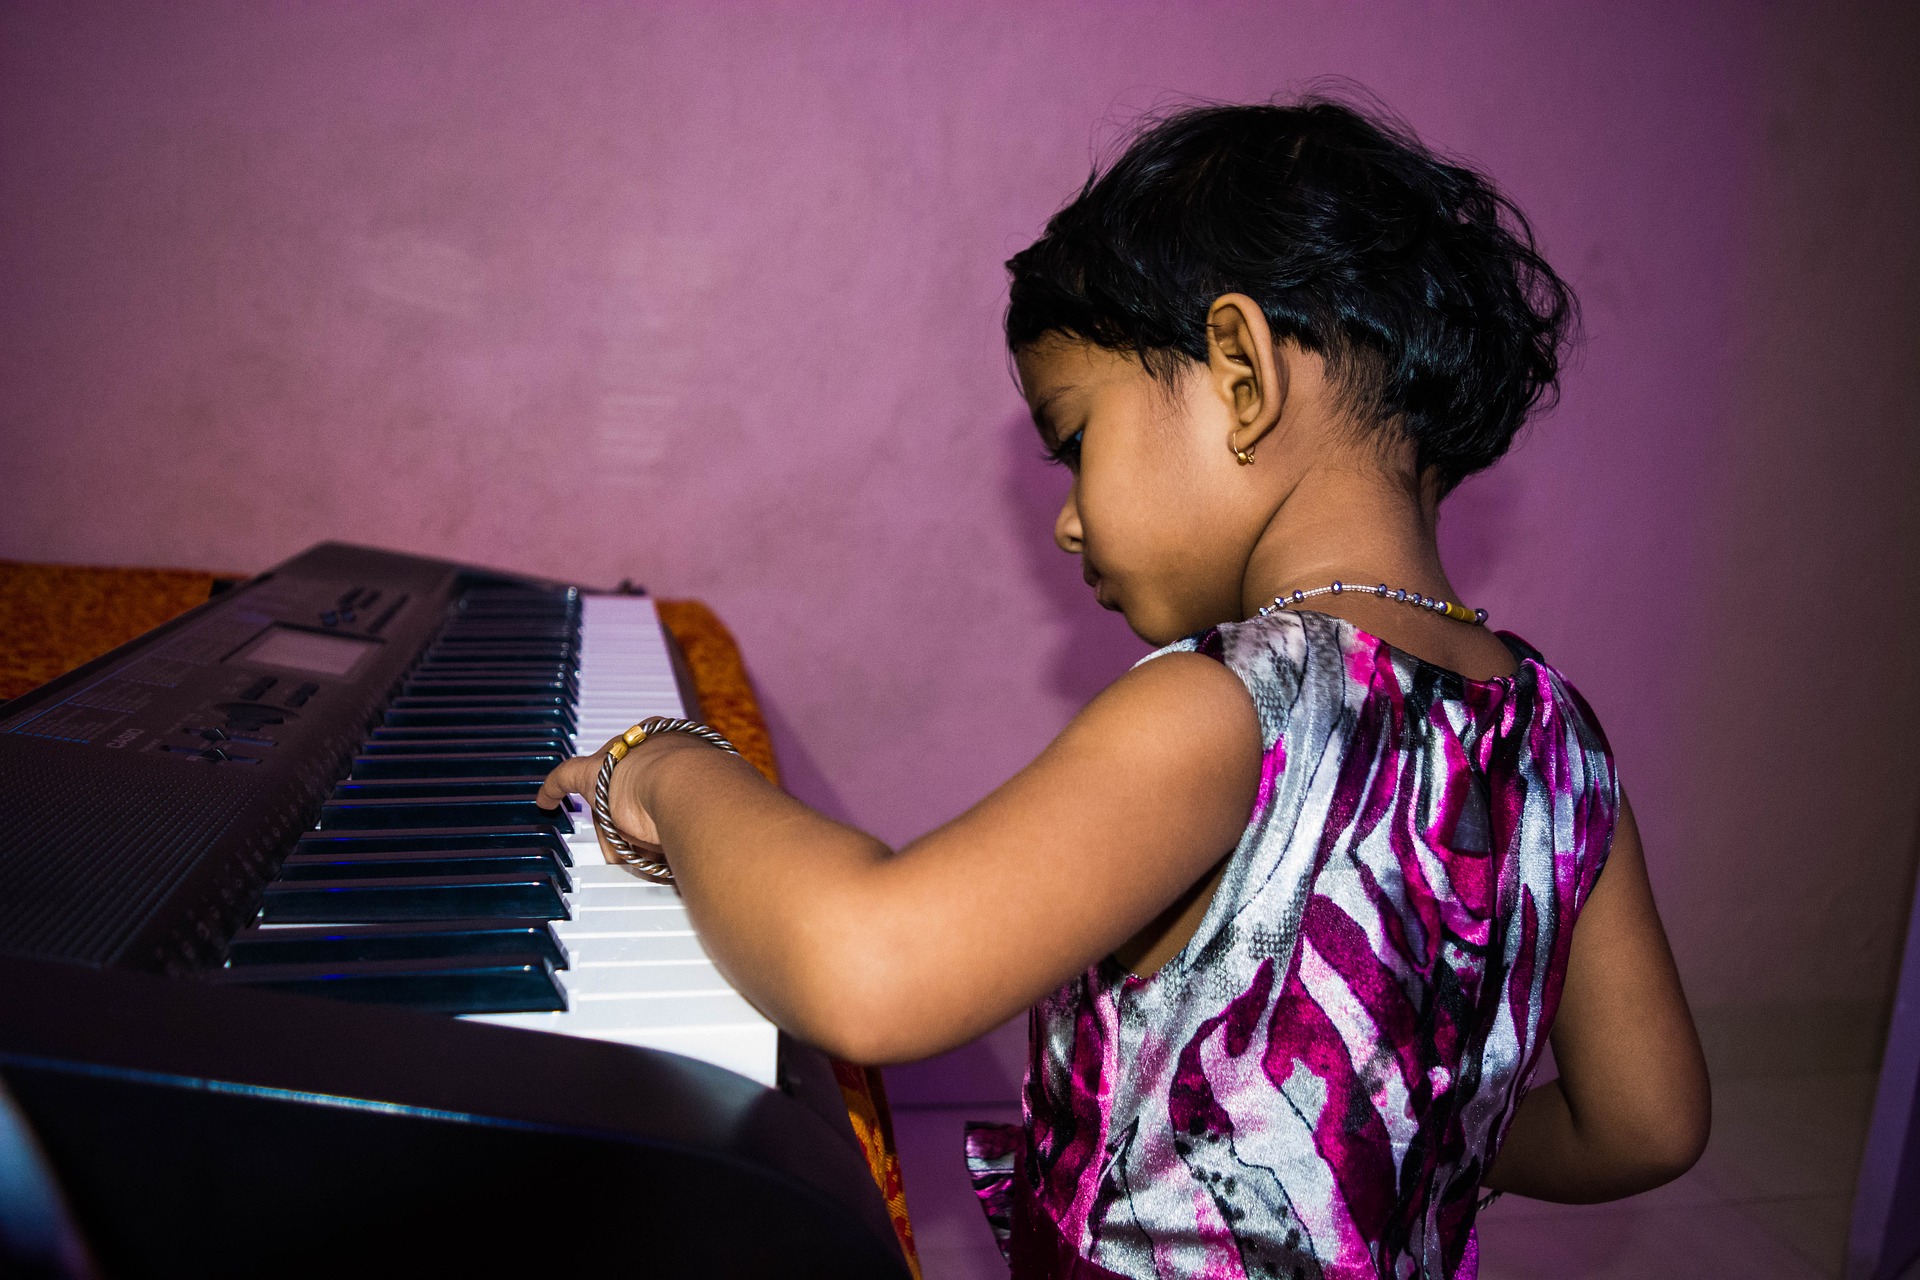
left=1481, top=792, right=1711, bottom=1200
left=538, top=651, right=1264, bottom=1064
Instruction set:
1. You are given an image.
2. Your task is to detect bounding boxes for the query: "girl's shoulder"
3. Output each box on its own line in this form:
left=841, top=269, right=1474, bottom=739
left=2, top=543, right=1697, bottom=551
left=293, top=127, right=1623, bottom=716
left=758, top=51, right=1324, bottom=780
left=1140, top=607, right=1613, bottom=759
left=1137, top=608, right=1345, bottom=711
left=1138, top=606, right=1317, bottom=678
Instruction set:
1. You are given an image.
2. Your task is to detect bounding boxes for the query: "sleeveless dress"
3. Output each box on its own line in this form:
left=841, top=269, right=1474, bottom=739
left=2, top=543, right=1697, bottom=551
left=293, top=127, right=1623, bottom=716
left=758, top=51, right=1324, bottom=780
left=965, top=609, right=1619, bottom=1279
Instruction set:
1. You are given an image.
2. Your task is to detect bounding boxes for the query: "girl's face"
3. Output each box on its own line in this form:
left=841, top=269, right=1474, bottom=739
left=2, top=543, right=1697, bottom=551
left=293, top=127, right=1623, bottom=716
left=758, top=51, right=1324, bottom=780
left=1016, top=336, right=1276, bottom=646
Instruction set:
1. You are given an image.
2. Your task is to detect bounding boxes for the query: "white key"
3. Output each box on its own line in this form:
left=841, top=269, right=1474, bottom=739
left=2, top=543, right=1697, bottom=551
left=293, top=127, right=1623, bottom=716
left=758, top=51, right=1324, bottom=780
left=459, top=596, right=782, bottom=1088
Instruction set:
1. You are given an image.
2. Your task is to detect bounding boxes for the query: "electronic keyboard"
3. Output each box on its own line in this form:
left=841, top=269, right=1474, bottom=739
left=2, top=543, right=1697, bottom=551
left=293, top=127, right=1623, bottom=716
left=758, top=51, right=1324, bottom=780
left=0, top=542, right=909, bottom=1277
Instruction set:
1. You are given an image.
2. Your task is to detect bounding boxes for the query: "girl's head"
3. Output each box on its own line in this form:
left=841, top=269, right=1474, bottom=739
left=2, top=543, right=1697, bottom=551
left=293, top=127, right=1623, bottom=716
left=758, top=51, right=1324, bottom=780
left=1008, top=96, right=1577, bottom=643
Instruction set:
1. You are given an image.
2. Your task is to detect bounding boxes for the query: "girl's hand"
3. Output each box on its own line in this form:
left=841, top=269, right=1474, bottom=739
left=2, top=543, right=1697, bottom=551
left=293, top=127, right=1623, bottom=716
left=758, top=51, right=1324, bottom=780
left=536, top=739, right=664, bottom=866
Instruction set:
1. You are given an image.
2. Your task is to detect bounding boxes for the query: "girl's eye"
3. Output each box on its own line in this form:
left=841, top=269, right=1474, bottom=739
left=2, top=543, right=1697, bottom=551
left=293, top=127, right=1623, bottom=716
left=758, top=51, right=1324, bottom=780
left=1044, top=429, right=1084, bottom=469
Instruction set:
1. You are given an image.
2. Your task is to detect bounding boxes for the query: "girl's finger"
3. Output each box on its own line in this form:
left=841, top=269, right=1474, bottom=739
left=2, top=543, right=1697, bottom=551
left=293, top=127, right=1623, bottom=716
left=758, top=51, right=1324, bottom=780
left=536, top=753, right=600, bottom=810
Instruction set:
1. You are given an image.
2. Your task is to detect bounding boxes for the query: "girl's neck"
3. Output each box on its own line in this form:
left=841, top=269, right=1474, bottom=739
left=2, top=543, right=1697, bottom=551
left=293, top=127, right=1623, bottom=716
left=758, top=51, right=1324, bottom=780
left=1239, top=460, right=1455, bottom=618
left=1237, top=460, right=1521, bottom=681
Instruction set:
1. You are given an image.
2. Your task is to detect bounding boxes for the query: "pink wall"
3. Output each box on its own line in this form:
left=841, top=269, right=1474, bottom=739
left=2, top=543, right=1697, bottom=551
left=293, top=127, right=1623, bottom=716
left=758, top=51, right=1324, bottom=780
left=3, top=2, right=1916, bottom=1097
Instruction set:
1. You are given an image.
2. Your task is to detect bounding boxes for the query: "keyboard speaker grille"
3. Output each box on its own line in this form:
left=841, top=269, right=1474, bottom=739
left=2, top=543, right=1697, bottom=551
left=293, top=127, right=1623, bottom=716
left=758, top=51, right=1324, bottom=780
left=0, top=739, right=250, bottom=966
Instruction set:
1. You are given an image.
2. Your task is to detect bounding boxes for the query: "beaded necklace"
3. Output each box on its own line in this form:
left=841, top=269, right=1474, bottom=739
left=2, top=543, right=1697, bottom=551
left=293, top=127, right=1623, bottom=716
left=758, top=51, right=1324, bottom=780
left=1258, top=580, right=1488, bottom=626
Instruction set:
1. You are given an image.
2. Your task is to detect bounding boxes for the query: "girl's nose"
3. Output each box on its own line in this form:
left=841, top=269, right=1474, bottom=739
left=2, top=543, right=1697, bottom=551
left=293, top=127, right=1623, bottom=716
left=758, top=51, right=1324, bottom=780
left=1054, top=492, right=1084, bottom=554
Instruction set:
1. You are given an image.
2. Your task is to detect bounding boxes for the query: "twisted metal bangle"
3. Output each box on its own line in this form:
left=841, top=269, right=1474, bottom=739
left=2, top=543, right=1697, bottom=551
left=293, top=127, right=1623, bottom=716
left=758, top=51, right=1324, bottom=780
left=591, top=716, right=741, bottom=885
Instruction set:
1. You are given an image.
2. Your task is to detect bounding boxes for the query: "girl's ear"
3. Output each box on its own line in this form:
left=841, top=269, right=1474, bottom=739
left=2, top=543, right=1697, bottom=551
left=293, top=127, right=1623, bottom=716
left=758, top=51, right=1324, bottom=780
left=1205, top=294, right=1286, bottom=461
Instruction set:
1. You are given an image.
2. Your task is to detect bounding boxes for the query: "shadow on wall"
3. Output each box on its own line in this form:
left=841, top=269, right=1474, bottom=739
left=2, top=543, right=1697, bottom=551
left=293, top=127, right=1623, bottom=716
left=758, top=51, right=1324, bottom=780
left=891, top=412, right=1154, bottom=1109
left=763, top=413, right=1157, bottom=1110
left=1434, top=460, right=1527, bottom=605
left=756, top=691, right=858, bottom=828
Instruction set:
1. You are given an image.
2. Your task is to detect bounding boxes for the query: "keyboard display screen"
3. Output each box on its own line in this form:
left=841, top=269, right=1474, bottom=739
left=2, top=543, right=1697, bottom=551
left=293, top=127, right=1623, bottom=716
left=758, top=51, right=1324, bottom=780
left=238, top=626, right=378, bottom=677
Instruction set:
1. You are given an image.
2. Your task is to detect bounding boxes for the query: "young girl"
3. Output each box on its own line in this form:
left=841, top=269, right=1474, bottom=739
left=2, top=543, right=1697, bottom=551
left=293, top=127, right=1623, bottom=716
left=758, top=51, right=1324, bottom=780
left=539, top=97, right=1711, bottom=1279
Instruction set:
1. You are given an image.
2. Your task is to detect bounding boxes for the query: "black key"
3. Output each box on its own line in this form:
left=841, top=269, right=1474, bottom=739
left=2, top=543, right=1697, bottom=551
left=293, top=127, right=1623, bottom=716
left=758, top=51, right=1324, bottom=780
left=437, top=642, right=574, bottom=653
left=368, top=723, right=576, bottom=744
left=419, top=655, right=574, bottom=671
left=460, top=597, right=573, bottom=608
left=425, top=633, right=572, bottom=643
left=449, top=616, right=573, bottom=627
left=357, top=736, right=573, bottom=756
left=406, top=664, right=573, bottom=678
left=426, top=645, right=574, bottom=658
left=402, top=676, right=572, bottom=691
left=398, top=679, right=573, bottom=697
left=226, top=919, right=568, bottom=968
left=381, top=707, right=573, bottom=729
left=295, top=826, right=572, bottom=865
left=350, top=753, right=565, bottom=778
left=388, top=693, right=571, bottom=713
left=318, top=796, right=574, bottom=831
left=207, top=953, right=566, bottom=1015
left=436, top=632, right=575, bottom=646
left=451, top=617, right=573, bottom=628
left=385, top=694, right=572, bottom=725
left=276, top=848, right=570, bottom=888
left=258, top=872, right=569, bottom=922
left=330, top=776, right=547, bottom=800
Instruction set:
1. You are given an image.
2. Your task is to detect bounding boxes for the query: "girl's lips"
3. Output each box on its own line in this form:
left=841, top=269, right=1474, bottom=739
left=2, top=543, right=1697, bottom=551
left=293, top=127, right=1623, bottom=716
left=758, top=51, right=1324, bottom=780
left=1085, top=567, right=1122, bottom=612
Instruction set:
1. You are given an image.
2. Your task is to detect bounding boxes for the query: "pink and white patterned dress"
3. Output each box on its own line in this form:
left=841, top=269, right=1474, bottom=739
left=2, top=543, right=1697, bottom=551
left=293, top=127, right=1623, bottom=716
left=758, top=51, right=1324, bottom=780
left=966, top=609, right=1618, bottom=1279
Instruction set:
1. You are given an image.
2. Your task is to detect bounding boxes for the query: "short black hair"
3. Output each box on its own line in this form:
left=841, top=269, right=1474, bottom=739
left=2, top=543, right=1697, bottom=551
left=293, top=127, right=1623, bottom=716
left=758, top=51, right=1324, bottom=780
left=1006, top=96, right=1577, bottom=496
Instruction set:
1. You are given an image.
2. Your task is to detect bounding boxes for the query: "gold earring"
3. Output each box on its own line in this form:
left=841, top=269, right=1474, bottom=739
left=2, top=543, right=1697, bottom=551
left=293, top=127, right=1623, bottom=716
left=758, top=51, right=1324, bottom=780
left=1233, top=443, right=1256, bottom=466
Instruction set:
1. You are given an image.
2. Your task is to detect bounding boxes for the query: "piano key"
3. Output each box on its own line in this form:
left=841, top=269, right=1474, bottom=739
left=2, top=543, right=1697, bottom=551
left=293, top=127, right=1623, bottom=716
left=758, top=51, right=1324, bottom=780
left=548, top=931, right=710, bottom=964
left=295, top=826, right=573, bottom=864
left=318, top=796, right=575, bottom=831
left=418, top=658, right=574, bottom=673
left=559, top=960, right=739, bottom=997
left=209, top=953, right=567, bottom=1015
left=405, top=678, right=576, bottom=693
left=388, top=693, right=571, bottom=712
left=329, top=776, right=547, bottom=800
left=276, top=848, right=571, bottom=887
left=227, top=919, right=569, bottom=968
left=551, top=908, right=690, bottom=936
left=348, top=753, right=565, bottom=779
left=258, top=872, right=569, bottom=923
left=437, top=616, right=571, bottom=629
left=396, top=679, right=574, bottom=696
left=427, top=657, right=574, bottom=669
left=371, top=723, right=577, bottom=742
left=358, top=735, right=573, bottom=755
left=427, top=642, right=573, bottom=657
left=440, top=618, right=575, bottom=630
left=381, top=707, right=575, bottom=729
